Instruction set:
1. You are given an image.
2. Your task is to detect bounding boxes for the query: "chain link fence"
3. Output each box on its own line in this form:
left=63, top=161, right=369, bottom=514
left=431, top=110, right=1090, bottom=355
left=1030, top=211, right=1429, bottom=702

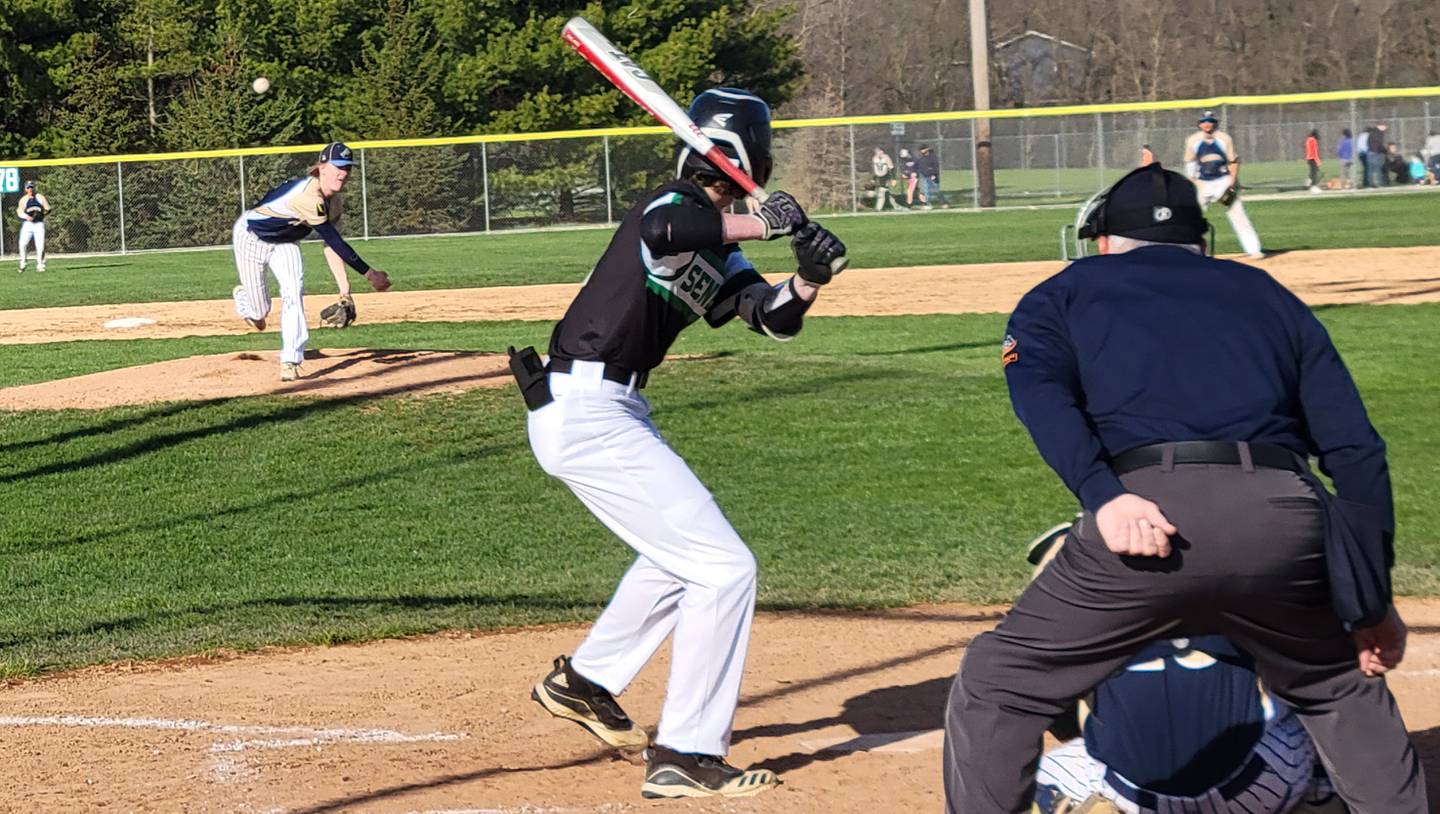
left=5, top=95, right=1438, bottom=258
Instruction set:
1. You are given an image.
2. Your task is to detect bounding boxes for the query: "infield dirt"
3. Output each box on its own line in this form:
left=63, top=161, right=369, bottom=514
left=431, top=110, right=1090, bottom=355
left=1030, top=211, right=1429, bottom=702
left=1, top=246, right=1437, bottom=346
left=3, top=600, right=1440, bottom=813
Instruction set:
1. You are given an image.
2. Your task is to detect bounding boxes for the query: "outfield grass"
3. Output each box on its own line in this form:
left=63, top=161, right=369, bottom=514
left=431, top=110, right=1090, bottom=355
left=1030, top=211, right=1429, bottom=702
left=4, top=190, right=1438, bottom=311
left=1, top=305, right=1436, bottom=676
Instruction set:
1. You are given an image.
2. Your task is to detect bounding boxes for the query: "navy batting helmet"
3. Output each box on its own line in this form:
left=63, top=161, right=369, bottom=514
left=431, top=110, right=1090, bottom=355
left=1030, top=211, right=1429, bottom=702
left=676, top=88, right=774, bottom=187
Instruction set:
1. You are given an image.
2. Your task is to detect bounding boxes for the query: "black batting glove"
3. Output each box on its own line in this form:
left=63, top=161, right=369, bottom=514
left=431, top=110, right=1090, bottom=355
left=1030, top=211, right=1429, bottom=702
left=792, top=223, right=847, bottom=285
left=754, top=191, right=807, bottom=240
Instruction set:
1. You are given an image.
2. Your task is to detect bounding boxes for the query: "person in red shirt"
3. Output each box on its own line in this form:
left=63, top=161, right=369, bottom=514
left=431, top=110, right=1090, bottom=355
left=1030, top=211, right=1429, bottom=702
left=1305, top=130, right=1322, bottom=192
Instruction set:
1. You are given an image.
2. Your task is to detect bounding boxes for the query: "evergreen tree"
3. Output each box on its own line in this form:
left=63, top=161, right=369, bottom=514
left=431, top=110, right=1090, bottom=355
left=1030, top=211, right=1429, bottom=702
left=327, top=0, right=471, bottom=235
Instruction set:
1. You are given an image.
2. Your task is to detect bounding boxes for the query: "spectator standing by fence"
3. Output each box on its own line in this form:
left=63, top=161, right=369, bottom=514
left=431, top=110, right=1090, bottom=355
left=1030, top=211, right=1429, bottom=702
left=1337, top=128, right=1355, bottom=189
left=1365, top=124, right=1389, bottom=187
left=900, top=148, right=920, bottom=207
left=1305, top=130, right=1322, bottom=193
left=871, top=146, right=896, bottom=210
left=917, top=145, right=943, bottom=209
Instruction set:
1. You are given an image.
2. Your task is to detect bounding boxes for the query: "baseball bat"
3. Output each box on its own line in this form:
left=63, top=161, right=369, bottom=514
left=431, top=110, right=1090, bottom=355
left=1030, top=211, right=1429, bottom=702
left=561, top=17, right=848, bottom=275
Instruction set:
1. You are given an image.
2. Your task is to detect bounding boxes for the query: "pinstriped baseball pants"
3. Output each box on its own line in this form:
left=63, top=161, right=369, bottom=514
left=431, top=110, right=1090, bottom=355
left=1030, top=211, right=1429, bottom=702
left=232, top=218, right=308, bottom=365
left=1036, top=712, right=1315, bottom=813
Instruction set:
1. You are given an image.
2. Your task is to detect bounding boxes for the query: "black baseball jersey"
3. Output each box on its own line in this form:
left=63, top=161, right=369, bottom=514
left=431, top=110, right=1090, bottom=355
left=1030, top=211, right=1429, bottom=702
left=549, top=180, right=770, bottom=372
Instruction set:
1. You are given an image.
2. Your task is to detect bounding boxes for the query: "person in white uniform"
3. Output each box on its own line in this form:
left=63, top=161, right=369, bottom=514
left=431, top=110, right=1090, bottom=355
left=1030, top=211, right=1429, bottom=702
left=1183, top=112, right=1264, bottom=260
left=517, top=87, right=846, bottom=800
left=231, top=141, right=390, bottom=381
left=16, top=180, right=51, bottom=273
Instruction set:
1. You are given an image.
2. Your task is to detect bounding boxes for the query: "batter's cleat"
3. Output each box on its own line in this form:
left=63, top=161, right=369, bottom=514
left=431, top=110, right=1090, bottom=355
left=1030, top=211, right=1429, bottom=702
left=280, top=362, right=303, bottom=382
left=640, top=746, right=779, bottom=799
left=1247, top=251, right=1267, bottom=261
left=531, top=655, right=648, bottom=756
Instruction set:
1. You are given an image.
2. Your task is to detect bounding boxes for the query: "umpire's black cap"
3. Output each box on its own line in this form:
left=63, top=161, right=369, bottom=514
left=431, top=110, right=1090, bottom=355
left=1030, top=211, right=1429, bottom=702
left=1079, top=163, right=1208, bottom=244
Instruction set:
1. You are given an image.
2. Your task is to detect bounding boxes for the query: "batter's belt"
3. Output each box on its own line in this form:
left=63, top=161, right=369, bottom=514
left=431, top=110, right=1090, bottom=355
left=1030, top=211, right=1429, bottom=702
left=548, top=357, right=649, bottom=390
left=1113, top=441, right=1305, bottom=476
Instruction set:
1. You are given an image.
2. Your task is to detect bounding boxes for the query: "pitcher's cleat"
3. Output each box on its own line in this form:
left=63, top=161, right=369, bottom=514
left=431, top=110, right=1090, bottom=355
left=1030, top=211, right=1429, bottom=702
left=233, top=286, right=266, bottom=330
left=531, top=655, right=648, bottom=756
left=280, top=362, right=303, bottom=382
left=641, top=746, right=779, bottom=799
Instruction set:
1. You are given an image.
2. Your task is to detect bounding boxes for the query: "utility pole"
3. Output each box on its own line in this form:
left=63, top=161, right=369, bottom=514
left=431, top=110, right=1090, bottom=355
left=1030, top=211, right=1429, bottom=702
left=969, top=0, right=995, bottom=207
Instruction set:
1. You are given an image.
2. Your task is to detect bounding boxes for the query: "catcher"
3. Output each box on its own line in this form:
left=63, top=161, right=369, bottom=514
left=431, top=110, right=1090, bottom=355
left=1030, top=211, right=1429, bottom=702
left=230, top=142, right=389, bottom=381
left=1026, top=524, right=1347, bottom=814
left=16, top=180, right=51, bottom=273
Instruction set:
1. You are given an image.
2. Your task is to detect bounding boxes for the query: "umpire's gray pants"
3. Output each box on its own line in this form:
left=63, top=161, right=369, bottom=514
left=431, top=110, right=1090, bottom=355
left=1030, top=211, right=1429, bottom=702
left=943, top=462, right=1425, bottom=814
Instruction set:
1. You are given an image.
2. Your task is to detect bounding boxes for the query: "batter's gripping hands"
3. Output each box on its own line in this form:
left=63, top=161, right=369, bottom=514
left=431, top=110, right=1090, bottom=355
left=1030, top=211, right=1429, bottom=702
left=792, top=223, right=846, bottom=285
left=754, top=191, right=806, bottom=240
left=320, top=295, right=357, bottom=328
left=364, top=268, right=391, bottom=291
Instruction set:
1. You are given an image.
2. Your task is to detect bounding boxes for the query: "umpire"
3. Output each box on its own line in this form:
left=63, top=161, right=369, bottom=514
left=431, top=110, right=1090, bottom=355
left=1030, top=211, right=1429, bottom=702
left=944, top=163, right=1424, bottom=813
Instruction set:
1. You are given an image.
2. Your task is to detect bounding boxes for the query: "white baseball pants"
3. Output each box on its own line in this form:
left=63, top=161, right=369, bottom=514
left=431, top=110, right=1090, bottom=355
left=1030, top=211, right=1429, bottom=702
left=18, top=221, right=46, bottom=270
left=1036, top=712, right=1315, bottom=814
left=527, top=361, right=757, bottom=756
left=1195, top=177, right=1263, bottom=256
left=232, top=218, right=308, bottom=365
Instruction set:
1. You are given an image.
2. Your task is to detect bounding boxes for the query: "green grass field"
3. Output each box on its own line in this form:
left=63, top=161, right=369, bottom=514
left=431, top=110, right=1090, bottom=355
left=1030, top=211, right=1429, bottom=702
left=2, top=305, right=1438, bottom=676
left=4, top=189, right=1438, bottom=311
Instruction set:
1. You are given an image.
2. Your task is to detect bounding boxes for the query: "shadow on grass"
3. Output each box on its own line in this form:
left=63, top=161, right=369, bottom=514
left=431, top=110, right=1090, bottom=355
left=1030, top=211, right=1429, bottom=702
left=0, top=372, right=512, bottom=485
left=0, top=592, right=599, bottom=652
left=0, top=400, right=204, bottom=454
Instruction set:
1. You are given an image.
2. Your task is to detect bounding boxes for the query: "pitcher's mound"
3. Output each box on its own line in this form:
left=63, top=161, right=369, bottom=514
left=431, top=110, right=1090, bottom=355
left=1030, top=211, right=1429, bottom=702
left=0, top=348, right=513, bottom=411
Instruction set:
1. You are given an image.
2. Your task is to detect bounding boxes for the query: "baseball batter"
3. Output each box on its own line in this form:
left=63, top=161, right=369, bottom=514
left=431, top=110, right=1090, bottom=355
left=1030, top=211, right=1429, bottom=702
left=1183, top=112, right=1264, bottom=259
left=16, top=180, right=51, bottom=273
left=520, top=87, right=845, bottom=799
left=231, top=142, right=390, bottom=380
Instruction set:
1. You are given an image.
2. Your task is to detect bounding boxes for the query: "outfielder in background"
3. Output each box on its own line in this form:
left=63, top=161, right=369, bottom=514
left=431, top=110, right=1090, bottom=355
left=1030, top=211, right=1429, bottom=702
left=230, top=142, right=390, bottom=381
left=1184, top=111, right=1265, bottom=259
left=16, top=180, right=51, bottom=273
left=1026, top=528, right=1347, bottom=814
left=520, top=87, right=845, bottom=799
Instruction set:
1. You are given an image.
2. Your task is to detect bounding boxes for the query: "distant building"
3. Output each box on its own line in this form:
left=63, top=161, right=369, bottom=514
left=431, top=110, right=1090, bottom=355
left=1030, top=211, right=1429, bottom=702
left=994, top=30, right=1090, bottom=106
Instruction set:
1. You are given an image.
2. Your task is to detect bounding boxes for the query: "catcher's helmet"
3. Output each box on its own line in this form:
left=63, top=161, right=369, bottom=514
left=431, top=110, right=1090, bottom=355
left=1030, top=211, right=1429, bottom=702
left=676, top=88, right=774, bottom=187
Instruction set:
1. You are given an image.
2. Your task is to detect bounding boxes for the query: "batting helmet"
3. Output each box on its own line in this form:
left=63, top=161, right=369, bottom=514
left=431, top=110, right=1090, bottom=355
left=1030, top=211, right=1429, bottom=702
left=675, top=88, right=774, bottom=187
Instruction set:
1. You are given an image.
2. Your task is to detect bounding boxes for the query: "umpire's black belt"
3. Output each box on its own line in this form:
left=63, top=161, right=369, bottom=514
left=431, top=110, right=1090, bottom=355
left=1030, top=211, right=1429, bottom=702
left=1112, top=441, right=1305, bottom=476
left=547, top=357, right=649, bottom=389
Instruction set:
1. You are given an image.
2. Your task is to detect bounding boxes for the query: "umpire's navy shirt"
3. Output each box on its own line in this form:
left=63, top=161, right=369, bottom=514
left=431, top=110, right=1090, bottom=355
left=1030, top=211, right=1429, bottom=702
left=1003, top=245, right=1391, bottom=523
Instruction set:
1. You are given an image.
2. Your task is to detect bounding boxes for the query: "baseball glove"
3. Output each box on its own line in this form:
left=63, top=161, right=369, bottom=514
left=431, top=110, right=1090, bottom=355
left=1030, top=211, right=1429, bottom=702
left=1218, top=182, right=1239, bottom=207
left=320, top=295, right=357, bottom=328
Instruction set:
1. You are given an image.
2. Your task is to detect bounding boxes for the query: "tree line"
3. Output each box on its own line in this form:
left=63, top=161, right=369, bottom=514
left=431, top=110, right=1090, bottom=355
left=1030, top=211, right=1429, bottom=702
left=1, top=0, right=801, bottom=159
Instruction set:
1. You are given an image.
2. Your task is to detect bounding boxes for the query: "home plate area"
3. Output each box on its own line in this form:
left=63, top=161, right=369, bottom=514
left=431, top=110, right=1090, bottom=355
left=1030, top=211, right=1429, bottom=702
left=3, top=604, right=1439, bottom=812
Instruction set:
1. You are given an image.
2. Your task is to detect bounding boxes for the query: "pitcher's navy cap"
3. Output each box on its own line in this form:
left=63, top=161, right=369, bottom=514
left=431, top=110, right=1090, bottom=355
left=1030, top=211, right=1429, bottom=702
left=319, top=142, right=355, bottom=167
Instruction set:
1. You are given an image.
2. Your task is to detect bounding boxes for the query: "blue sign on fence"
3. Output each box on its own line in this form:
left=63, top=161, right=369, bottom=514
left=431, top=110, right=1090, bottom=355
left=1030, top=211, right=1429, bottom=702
left=0, top=167, right=18, bottom=194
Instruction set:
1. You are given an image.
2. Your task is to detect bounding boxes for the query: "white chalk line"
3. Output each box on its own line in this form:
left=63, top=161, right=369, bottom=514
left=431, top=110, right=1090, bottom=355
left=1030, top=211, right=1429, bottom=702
left=0, top=713, right=467, bottom=787
left=800, top=727, right=943, bottom=754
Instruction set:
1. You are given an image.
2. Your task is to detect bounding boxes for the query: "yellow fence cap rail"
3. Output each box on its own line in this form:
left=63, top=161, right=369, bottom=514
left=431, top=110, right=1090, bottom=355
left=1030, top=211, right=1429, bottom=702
left=6, top=86, right=1440, bottom=168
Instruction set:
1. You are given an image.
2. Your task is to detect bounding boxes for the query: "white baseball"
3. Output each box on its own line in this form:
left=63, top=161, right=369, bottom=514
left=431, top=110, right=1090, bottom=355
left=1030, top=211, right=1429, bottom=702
left=252, top=76, right=271, bottom=94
